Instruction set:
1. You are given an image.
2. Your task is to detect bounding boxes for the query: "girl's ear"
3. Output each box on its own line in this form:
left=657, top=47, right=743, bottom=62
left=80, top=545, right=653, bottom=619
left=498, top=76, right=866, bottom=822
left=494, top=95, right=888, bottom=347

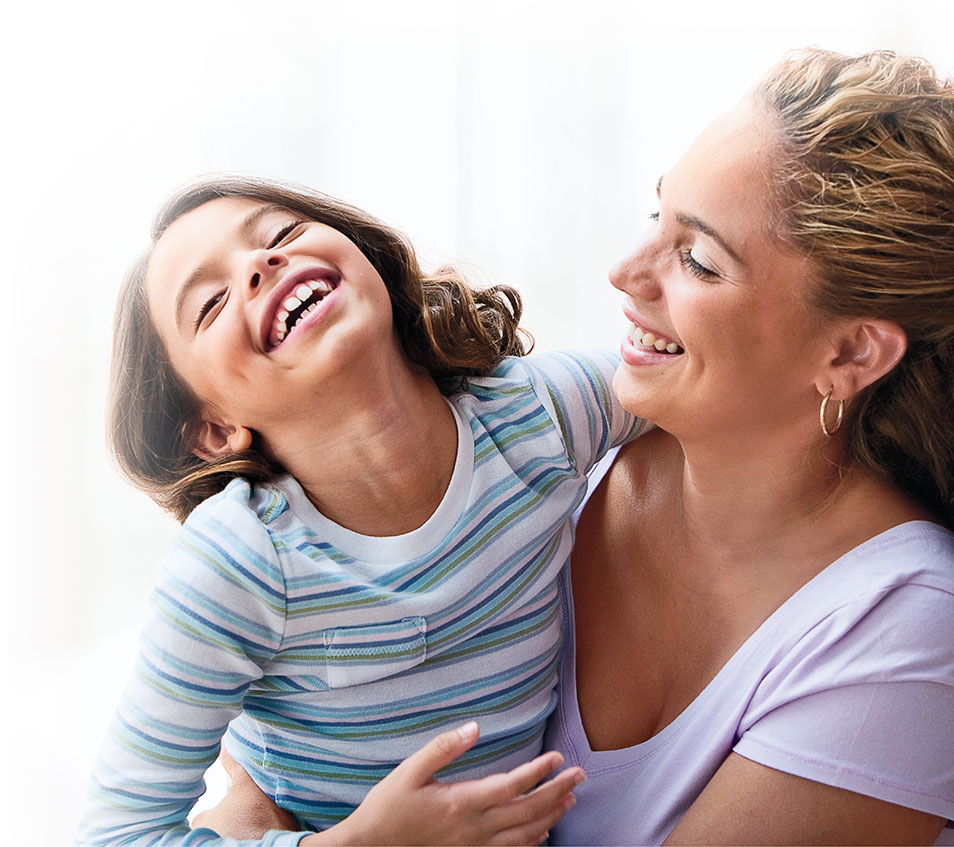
left=192, top=420, right=254, bottom=461
left=816, top=318, right=907, bottom=400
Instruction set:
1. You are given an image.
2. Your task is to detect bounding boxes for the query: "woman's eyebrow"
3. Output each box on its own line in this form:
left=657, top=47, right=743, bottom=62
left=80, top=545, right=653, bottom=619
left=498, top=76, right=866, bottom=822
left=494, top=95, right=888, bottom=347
left=656, top=175, right=745, bottom=266
left=173, top=203, right=289, bottom=331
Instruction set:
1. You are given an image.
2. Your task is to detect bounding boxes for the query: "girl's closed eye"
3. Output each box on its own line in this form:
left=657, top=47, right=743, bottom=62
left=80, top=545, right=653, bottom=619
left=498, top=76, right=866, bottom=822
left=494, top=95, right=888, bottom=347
left=194, top=289, right=227, bottom=331
left=268, top=220, right=305, bottom=249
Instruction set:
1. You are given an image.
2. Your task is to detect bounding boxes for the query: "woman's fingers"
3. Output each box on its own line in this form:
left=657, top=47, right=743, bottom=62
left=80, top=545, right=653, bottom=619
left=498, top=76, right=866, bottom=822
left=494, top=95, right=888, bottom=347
left=392, top=721, right=481, bottom=786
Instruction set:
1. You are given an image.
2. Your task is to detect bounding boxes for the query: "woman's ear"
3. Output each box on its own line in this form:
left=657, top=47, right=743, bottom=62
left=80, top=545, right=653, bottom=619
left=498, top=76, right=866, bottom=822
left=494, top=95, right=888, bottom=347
left=192, top=420, right=254, bottom=461
left=817, top=318, right=907, bottom=400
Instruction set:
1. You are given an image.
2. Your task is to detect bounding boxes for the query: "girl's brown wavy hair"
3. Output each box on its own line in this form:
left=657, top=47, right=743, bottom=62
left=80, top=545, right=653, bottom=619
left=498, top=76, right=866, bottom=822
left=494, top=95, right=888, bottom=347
left=756, top=49, right=954, bottom=527
left=108, top=175, right=529, bottom=522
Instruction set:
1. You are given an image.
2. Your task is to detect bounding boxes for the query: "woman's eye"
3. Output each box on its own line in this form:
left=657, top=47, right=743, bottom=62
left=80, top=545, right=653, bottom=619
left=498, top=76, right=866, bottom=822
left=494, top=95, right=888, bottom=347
left=268, top=220, right=304, bottom=249
left=680, top=250, right=718, bottom=280
left=194, top=290, right=226, bottom=330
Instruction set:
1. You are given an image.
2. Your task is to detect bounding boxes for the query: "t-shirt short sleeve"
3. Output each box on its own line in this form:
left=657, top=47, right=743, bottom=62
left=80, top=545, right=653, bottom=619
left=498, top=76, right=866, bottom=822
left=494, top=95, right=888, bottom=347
left=735, top=580, right=954, bottom=821
left=522, top=350, right=645, bottom=475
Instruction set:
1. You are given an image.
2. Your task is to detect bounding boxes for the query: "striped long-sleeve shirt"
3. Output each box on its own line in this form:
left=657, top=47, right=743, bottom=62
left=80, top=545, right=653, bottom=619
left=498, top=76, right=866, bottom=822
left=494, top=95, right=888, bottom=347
left=78, top=351, right=644, bottom=846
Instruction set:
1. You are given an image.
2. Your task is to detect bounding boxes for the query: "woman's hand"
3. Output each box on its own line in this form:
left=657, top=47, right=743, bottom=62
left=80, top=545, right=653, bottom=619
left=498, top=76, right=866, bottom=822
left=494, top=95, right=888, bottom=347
left=191, top=748, right=300, bottom=838
left=308, top=721, right=584, bottom=847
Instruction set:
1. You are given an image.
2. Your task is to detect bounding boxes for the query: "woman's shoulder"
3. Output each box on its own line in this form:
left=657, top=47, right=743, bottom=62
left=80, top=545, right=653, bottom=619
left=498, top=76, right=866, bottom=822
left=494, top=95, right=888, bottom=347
left=834, top=520, right=954, bottom=596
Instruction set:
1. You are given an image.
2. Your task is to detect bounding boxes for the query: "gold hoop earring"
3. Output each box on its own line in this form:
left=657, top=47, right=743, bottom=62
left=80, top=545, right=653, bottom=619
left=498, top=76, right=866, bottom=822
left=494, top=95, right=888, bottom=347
left=819, top=388, right=844, bottom=437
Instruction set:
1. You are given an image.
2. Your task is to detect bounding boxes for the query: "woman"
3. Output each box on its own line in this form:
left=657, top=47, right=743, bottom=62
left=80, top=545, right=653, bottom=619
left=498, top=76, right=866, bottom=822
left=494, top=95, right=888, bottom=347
left=548, top=47, right=954, bottom=845
left=200, top=48, right=954, bottom=844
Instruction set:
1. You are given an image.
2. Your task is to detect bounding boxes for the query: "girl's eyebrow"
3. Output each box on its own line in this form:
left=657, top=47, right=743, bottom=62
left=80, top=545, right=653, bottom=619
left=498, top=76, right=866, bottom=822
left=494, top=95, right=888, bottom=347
left=656, top=175, right=745, bottom=266
left=173, top=203, right=289, bottom=331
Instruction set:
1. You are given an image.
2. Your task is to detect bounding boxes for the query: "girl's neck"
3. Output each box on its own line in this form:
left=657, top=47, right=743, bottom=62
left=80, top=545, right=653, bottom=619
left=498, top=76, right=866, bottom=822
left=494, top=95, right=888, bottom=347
left=266, top=357, right=460, bottom=537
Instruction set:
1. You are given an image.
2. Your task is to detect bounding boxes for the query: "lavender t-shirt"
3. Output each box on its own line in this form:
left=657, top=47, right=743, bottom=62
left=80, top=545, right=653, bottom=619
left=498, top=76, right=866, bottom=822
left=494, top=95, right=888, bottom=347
left=547, top=452, right=954, bottom=845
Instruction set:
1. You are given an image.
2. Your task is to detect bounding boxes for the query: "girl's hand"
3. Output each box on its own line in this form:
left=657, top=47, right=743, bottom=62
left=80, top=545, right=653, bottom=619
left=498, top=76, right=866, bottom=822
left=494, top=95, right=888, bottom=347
left=308, top=722, right=584, bottom=846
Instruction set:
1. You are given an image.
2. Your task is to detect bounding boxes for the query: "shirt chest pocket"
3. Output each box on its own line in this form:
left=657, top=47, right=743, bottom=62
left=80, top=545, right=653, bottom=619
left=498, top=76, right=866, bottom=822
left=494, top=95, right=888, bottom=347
left=321, top=616, right=428, bottom=689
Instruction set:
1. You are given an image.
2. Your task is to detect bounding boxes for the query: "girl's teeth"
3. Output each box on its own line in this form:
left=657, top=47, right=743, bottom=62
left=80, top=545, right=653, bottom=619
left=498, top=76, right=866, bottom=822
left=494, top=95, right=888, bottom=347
left=666, top=342, right=678, bottom=353
left=273, top=278, right=337, bottom=348
left=654, top=338, right=667, bottom=351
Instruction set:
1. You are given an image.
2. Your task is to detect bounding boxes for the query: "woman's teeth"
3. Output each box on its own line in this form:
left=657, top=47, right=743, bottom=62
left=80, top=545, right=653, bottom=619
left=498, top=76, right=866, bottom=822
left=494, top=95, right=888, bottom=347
left=274, top=279, right=335, bottom=344
left=630, top=324, right=683, bottom=354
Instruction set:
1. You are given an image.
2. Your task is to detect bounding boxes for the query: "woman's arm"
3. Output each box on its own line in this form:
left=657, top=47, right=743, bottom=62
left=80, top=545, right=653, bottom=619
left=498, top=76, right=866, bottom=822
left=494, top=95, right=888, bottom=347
left=196, top=723, right=584, bottom=846
left=665, top=753, right=946, bottom=846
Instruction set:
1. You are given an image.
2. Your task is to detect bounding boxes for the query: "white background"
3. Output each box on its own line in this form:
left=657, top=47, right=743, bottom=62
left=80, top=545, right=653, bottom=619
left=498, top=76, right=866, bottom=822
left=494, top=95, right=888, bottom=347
left=2, top=1, right=951, bottom=841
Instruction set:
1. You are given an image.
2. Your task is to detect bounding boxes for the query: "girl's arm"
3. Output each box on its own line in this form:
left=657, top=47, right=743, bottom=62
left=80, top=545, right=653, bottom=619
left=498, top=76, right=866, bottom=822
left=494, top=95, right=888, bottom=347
left=196, top=723, right=584, bottom=846
left=77, top=496, right=293, bottom=846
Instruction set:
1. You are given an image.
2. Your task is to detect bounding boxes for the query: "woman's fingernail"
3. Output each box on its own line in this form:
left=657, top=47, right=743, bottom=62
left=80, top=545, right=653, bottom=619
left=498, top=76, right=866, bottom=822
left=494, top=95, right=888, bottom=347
left=456, top=721, right=479, bottom=742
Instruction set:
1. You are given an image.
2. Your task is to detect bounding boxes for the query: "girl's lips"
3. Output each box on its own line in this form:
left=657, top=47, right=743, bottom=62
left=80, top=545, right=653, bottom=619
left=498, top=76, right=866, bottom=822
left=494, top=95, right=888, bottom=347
left=260, top=266, right=341, bottom=350
left=268, top=284, right=342, bottom=351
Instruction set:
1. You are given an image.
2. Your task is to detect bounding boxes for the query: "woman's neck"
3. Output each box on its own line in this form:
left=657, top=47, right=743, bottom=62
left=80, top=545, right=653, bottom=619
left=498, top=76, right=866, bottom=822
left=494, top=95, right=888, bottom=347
left=666, top=426, right=912, bottom=574
left=265, top=358, right=460, bottom=537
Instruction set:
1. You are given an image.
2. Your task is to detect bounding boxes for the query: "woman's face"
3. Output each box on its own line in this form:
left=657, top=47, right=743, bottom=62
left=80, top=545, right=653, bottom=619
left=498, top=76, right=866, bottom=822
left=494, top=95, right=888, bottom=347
left=611, top=101, right=832, bottom=440
left=145, top=196, right=397, bottom=442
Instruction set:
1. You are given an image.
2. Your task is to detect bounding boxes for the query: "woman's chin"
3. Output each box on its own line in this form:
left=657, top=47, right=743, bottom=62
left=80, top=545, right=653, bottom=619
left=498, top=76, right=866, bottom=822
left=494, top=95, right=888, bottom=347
left=612, top=367, right=663, bottom=420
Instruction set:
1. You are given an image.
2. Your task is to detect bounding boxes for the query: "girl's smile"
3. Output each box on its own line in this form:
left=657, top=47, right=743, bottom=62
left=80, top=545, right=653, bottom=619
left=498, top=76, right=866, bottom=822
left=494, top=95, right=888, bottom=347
left=263, top=265, right=341, bottom=350
left=145, top=196, right=398, bottom=447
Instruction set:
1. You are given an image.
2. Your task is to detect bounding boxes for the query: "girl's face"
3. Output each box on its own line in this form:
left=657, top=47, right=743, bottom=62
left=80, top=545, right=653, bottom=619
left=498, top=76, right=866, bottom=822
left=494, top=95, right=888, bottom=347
left=145, top=196, right=398, bottom=442
left=610, top=102, right=834, bottom=441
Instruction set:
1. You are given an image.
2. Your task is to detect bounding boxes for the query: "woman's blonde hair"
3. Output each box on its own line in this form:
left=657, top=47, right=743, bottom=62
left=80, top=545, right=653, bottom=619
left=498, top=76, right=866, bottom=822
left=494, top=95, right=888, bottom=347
left=108, top=175, right=529, bottom=522
left=755, top=48, right=954, bottom=527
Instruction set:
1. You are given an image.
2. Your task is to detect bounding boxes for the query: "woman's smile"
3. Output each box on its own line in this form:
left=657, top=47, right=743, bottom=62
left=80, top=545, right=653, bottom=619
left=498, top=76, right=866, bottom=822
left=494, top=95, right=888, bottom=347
left=610, top=102, right=829, bottom=436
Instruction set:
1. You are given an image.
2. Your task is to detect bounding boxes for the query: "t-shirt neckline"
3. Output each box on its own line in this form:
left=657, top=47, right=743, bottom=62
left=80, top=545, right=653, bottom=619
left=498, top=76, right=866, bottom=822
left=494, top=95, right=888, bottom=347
left=279, top=397, right=474, bottom=565
left=562, top=506, right=945, bottom=766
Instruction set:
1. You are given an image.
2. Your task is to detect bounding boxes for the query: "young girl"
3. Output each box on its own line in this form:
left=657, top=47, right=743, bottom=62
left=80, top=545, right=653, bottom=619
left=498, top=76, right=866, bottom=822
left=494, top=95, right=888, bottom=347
left=78, top=175, right=642, bottom=845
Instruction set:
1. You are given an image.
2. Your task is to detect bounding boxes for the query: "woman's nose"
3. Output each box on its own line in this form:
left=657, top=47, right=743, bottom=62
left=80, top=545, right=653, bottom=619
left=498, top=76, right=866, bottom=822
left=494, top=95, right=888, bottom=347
left=609, top=240, right=661, bottom=299
left=245, top=249, right=288, bottom=294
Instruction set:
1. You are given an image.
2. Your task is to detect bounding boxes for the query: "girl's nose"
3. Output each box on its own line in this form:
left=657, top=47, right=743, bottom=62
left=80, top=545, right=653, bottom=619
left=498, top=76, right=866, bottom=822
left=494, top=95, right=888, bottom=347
left=246, top=249, right=288, bottom=293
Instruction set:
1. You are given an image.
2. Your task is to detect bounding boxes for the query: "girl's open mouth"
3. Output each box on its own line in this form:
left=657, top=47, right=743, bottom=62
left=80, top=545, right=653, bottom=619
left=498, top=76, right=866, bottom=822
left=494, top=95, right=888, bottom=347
left=266, top=273, right=341, bottom=350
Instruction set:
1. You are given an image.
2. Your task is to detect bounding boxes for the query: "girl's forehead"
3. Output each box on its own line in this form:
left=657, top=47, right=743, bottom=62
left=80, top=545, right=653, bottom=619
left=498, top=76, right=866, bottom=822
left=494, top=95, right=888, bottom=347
left=149, top=198, right=269, bottom=284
